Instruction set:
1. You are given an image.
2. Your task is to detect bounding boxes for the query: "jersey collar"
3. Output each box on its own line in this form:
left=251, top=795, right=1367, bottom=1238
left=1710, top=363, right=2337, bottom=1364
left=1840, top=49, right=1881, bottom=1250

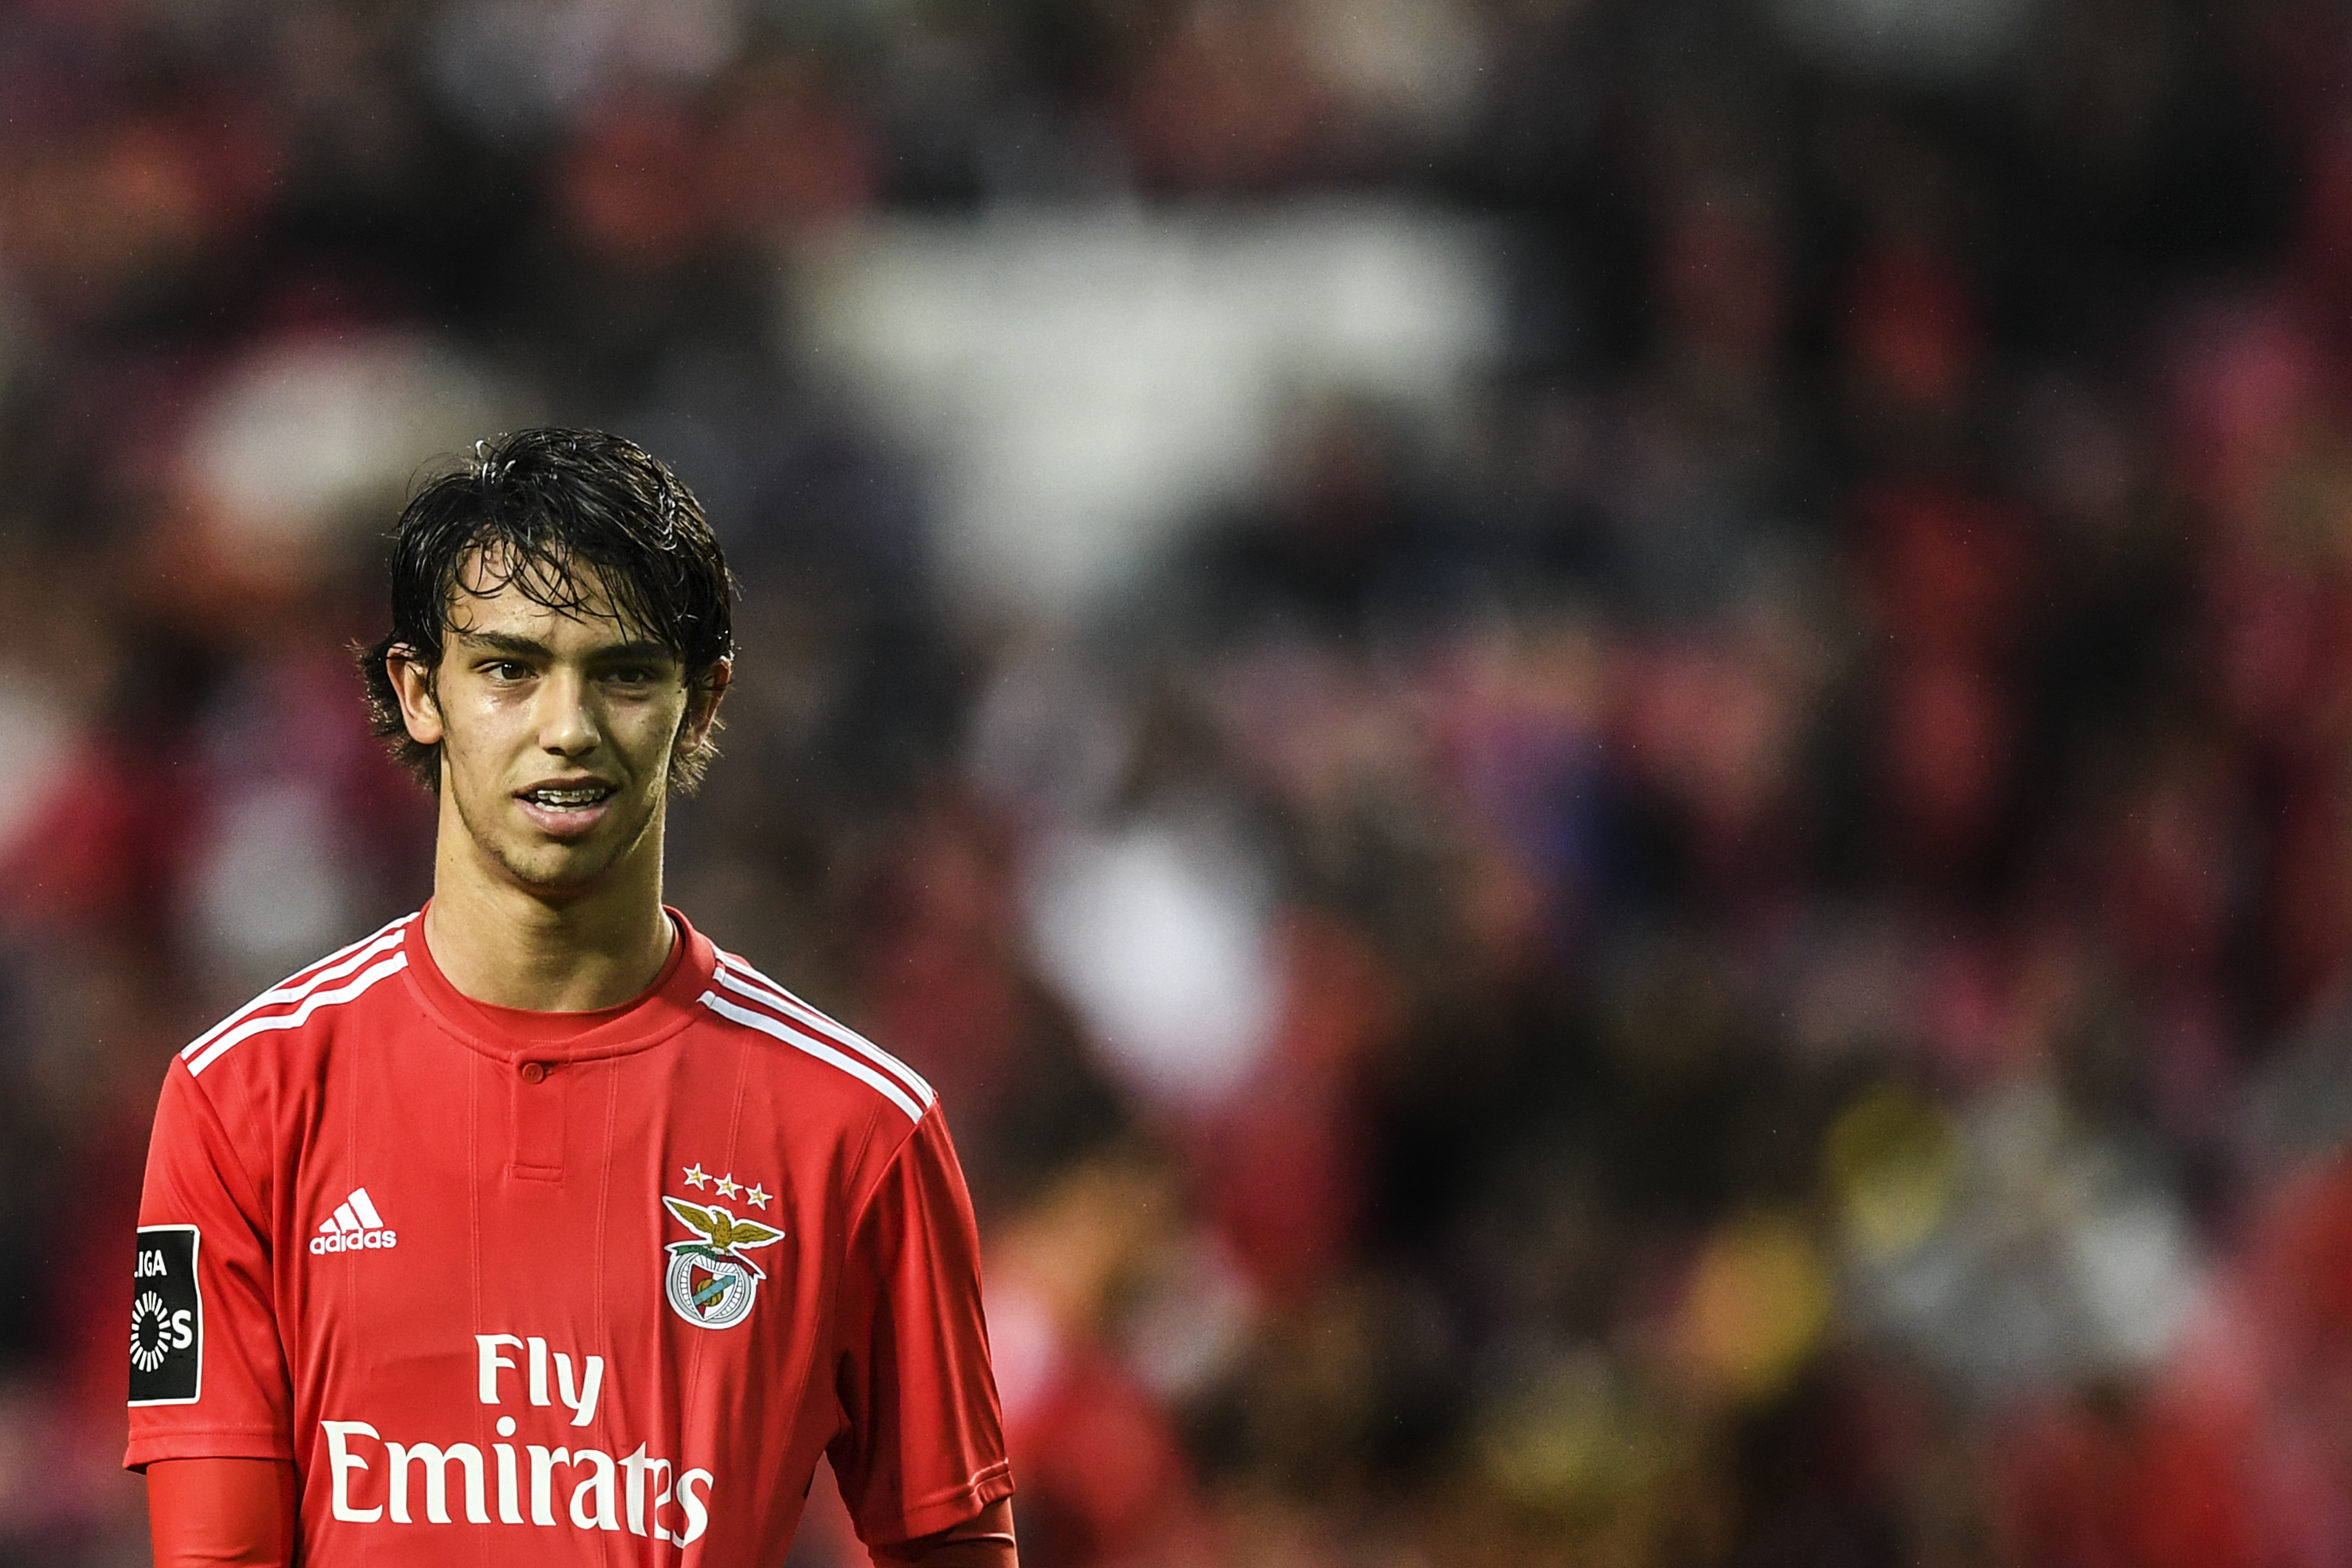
left=401, top=906, right=719, bottom=1062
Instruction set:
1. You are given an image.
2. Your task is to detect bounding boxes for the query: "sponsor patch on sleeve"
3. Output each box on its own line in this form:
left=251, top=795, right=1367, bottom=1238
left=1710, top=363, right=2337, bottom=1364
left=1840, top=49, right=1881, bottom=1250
left=129, top=1225, right=201, bottom=1405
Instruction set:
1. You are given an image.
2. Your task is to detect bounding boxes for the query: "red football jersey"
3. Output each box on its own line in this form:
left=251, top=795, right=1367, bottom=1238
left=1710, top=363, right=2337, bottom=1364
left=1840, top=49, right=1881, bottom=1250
left=125, top=908, right=1012, bottom=1564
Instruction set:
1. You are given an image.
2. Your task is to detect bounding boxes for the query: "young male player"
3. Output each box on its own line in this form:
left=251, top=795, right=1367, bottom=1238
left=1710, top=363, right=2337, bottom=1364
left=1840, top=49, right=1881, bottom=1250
left=127, top=428, right=1017, bottom=1566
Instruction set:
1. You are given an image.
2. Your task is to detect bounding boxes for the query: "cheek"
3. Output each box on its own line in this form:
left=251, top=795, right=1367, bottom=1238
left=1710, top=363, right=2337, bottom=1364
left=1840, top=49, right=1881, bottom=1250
left=626, top=699, right=695, bottom=760
left=436, top=696, right=520, bottom=769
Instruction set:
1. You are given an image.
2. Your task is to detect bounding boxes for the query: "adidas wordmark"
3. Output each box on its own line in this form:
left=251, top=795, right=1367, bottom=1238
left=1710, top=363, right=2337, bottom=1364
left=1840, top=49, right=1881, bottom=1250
left=312, top=1187, right=397, bottom=1254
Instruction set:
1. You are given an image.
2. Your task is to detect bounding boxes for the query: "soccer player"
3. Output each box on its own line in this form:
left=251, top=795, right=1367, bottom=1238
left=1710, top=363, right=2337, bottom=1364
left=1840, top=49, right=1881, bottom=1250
left=126, top=429, right=1017, bottom=1567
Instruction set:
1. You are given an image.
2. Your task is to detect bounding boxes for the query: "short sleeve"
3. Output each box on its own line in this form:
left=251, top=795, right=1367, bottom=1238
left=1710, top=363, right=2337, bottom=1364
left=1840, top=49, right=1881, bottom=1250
left=124, top=1062, right=294, bottom=1470
left=827, top=1105, right=1014, bottom=1544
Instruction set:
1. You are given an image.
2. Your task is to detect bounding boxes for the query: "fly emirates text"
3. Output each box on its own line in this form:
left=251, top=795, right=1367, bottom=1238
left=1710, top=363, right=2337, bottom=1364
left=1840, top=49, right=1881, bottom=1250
left=318, top=1334, right=714, bottom=1544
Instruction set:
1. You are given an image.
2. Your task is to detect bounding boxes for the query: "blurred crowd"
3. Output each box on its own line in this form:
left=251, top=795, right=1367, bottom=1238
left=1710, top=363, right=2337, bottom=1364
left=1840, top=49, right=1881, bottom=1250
left=5, top=0, right=2352, bottom=1564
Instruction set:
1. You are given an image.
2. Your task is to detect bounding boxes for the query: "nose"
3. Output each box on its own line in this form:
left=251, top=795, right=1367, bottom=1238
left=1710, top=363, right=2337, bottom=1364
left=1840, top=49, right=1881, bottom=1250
left=536, top=668, right=602, bottom=757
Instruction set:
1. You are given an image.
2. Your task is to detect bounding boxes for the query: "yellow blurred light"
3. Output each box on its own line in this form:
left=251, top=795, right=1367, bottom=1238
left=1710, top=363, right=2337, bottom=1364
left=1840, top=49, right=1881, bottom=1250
left=1477, top=1354, right=1665, bottom=1523
left=1676, top=1214, right=1833, bottom=1401
left=1823, top=1082, right=1959, bottom=1259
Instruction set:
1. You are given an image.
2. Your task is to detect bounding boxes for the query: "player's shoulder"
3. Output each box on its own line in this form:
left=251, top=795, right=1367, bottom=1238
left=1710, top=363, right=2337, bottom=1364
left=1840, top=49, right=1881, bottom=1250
left=174, top=913, right=419, bottom=1085
left=691, top=943, right=937, bottom=1131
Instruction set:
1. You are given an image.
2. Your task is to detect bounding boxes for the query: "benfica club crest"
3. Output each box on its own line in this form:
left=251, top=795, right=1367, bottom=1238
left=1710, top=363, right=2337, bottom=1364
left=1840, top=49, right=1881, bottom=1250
left=662, top=1196, right=784, bottom=1330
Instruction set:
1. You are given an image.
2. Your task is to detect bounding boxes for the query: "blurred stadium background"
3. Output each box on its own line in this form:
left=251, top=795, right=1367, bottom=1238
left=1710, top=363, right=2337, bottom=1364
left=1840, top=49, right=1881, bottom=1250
left=3, top=0, right=2351, bottom=1563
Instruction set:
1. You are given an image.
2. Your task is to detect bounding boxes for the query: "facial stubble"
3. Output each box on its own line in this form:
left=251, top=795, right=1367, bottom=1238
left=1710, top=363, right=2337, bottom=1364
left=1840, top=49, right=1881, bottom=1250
left=443, top=737, right=673, bottom=901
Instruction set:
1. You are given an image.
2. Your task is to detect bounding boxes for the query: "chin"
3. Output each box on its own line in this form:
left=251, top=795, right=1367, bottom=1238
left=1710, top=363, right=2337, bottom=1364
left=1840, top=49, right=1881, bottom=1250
left=494, top=844, right=620, bottom=896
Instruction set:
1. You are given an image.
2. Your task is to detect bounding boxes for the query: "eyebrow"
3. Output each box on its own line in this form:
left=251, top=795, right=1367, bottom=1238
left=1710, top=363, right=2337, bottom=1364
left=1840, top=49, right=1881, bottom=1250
left=449, top=630, right=677, bottom=664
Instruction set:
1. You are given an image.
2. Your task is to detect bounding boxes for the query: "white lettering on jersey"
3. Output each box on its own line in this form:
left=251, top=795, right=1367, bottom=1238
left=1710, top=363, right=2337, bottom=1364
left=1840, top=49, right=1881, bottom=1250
left=324, top=1421, right=383, bottom=1522
left=321, top=1421, right=710, bottom=1544
left=475, top=1334, right=603, bottom=1425
left=310, top=1187, right=397, bottom=1254
left=387, top=1441, right=488, bottom=1524
left=330, top=1333, right=701, bottom=1540
left=554, top=1349, right=604, bottom=1427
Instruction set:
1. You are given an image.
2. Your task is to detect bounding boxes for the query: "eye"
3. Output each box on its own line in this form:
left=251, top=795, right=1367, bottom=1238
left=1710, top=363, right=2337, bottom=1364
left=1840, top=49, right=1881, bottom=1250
left=482, top=659, right=532, bottom=682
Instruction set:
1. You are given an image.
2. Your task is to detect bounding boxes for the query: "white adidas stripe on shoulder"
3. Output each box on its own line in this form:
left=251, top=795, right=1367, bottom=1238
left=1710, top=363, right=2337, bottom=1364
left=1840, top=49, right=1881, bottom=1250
left=698, top=986, right=928, bottom=1123
left=183, top=922, right=416, bottom=1077
left=712, top=953, right=934, bottom=1108
left=182, top=916, right=416, bottom=1063
left=187, top=953, right=408, bottom=1077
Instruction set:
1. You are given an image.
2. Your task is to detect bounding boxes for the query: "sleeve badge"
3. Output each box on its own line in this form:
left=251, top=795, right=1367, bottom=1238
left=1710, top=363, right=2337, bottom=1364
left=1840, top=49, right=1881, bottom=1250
left=129, top=1225, right=202, bottom=1405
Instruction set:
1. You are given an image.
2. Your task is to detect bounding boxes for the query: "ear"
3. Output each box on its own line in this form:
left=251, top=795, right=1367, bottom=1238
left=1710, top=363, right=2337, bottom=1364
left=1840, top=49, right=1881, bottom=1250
left=678, top=658, right=731, bottom=757
left=387, top=647, right=445, bottom=746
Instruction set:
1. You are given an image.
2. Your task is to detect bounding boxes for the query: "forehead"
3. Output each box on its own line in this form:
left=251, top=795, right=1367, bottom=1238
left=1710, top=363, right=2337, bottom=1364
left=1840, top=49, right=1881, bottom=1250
left=444, top=548, right=658, bottom=651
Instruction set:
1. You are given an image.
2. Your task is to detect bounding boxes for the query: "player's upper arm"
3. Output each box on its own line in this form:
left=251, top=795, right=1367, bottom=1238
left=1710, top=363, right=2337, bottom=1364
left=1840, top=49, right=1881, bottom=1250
left=125, top=1062, right=295, bottom=1471
left=828, top=1104, right=1014, bottom=1546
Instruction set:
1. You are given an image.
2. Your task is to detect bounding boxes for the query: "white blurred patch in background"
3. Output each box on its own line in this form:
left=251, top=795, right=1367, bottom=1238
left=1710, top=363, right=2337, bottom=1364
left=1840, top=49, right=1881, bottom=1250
left=192, top=780, right=358, bottom=985
left=796, top=204, right=1500, bottom=618
left=1294, top=0, right=1490, bottom=139
left=1025, top=816, right=1282, bottom=1111
left=1123, top=1230, right=1260, bottom=1400
left=1847, top=1080, right=2205, bottom=1393
left=430, top=0, right=743, bottom=133
left=0, top=667, right=76, bottom=866
left=184, top=330, right=510, bottom=563
left=1771, top=0, right=2044, bottom=81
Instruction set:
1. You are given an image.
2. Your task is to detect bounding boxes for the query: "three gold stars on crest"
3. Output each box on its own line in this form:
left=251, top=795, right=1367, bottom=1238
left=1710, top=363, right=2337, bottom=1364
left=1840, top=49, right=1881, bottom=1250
left=681, top=1163, right=771, bottom=1209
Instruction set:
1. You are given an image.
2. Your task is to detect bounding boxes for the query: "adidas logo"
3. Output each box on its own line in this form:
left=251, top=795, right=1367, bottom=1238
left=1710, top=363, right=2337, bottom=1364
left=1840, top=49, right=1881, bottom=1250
left=309, top=1187, right=398, bottom=1254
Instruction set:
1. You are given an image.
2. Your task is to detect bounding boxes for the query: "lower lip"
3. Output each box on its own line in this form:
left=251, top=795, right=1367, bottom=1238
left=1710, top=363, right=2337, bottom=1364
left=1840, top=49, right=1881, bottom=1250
left=516, top=794, right=615, bottom=840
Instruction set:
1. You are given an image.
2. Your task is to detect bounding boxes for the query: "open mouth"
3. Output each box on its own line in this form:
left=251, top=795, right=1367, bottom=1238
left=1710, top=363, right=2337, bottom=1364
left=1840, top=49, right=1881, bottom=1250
left=523, top=784, right=615, bottom=809
left=516, top=782, right=619, bottom=836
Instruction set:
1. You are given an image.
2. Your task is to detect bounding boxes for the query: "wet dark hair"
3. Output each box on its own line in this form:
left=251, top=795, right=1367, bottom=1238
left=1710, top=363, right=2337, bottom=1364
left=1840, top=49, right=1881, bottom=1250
left=358, top=427, right=736, bottom=793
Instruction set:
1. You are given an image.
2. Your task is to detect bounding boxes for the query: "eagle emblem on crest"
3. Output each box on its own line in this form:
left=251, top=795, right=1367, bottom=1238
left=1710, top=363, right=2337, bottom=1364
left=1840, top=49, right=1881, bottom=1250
left=662, top=1195, right=784, bottom=1330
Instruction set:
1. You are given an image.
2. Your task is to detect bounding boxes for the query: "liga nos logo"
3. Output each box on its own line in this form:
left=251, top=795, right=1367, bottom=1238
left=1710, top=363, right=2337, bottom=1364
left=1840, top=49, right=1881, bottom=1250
left=313, top=1187, right=397, bottom=1254
left=661, top=1197, right=782, bottom=1330
left=129, top=1225, right=202, bottom=1405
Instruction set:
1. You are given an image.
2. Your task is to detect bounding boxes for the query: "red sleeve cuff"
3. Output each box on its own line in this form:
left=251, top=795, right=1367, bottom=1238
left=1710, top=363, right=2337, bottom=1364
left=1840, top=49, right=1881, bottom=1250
left=125, top=1429, right=294, bottom=1474
left=868, top=1459, right=1016, bottom=1546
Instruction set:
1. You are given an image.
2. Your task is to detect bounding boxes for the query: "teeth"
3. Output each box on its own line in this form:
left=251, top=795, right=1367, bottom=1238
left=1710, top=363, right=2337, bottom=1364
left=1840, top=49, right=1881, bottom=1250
left=531, top=788, right=608, bottom=807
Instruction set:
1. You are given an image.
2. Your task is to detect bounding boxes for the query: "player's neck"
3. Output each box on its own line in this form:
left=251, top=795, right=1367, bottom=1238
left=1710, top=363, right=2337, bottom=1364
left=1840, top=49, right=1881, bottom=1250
left=423, top=823, right=677, bottom=1014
